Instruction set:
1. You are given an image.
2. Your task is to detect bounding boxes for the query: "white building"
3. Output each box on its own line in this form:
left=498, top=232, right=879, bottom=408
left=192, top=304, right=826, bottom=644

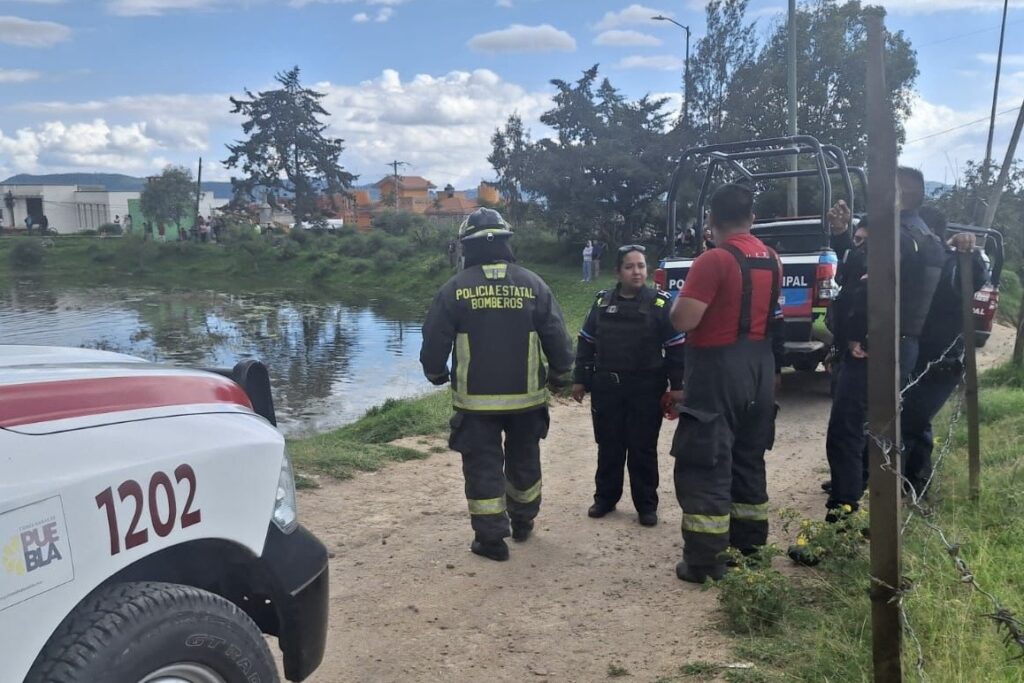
left=0, top=184, right=225, bottom=235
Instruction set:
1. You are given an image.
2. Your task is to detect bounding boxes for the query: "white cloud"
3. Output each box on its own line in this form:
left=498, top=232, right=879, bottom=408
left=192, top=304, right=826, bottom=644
left=617, top=54, right=684, bottom=70
left=106, top=0, right=221, bottom=15
left=594, top=29, right=661, bottom=47
left=977, top=53, right=1024, bottom=67
left=0, top=68, right=40, bottom=82
left=374, top=6, right=391, bottom=21
left=1, top=70, right=554, bottom=187
left=495, top=0, right=513, bottom=6
left=594, top=4, right=671, bottom=31
left=883, top=0, right=1024, bottom=12
left=352, top=10, right=368, bottom=20
left=468, top=24, right=576, bottom=54
left=0, top=16, right=70, bottom=46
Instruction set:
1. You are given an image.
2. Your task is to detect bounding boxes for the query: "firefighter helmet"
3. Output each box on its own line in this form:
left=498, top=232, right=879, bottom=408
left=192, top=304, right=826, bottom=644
left=459, top=208, right=512, bottom=241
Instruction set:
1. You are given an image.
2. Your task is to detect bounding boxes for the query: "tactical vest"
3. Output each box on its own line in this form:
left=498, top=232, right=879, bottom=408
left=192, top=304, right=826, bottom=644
left=900, top=223, right=945, bottom=338
left=594, top=288, right=664, bottom=374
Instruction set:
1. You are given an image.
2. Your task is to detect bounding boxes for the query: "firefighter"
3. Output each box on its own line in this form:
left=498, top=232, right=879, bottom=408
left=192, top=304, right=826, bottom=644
left=420, top=208, right=574, bottom=562
left=571, top=245, right=686, bottom=527
left=668, top=183, right=784, bottom=583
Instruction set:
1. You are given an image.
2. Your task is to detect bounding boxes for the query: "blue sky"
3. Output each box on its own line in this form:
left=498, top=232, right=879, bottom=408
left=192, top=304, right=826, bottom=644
left=0, top=0, right=1022, bottom=187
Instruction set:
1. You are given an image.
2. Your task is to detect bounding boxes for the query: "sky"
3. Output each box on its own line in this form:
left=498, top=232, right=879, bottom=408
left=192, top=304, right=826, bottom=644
left=1, top=0, right=1023, bottom=189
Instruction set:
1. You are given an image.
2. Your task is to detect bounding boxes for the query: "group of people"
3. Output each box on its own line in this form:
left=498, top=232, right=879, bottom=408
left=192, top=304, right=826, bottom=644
left=419, top=169, right=991, bottom=578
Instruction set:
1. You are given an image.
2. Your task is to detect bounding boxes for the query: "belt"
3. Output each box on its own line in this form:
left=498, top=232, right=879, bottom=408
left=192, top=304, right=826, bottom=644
left=595, top=370, right=663, bottom=384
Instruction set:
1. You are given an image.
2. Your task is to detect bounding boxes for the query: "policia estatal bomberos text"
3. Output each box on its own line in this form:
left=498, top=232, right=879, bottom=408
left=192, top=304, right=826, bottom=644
left=669, top=183, right=785, bottom=583
left=419, top=208, right=574, bottom=562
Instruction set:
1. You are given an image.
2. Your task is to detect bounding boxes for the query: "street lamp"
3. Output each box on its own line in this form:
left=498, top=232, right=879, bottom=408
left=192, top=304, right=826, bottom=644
left=652, top=15, right=691, bottom=125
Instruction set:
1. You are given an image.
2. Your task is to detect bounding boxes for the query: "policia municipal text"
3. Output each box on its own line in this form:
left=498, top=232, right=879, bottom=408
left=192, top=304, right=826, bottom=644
left=420, top=208, right=574, bottom=562
left=572, top=245, right=685, bottom=527
left=669, top=184, right=785, bottom=583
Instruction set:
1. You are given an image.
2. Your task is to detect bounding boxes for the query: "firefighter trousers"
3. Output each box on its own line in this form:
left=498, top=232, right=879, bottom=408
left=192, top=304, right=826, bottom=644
left=590, top=373, right=663, bottom=513
left=671, top=339, right=776, bottom=568
left=448, top=407, right=550, bottom=541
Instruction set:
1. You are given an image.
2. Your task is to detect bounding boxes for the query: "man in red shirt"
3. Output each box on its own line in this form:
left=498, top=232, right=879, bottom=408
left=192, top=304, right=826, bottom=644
left=669, top=183, right=784, bottom=583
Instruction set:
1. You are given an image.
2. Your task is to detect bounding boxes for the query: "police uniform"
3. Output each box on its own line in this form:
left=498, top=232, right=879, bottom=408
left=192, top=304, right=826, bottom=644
left=574, top=285, right=685, bottom=521
left=420, top=209, right=574, bottom=561
left=823, top=209, right=946, bottom=515
left=902, top=243, right=988, bottom=495
left=671, top=234, right=784, bottom=582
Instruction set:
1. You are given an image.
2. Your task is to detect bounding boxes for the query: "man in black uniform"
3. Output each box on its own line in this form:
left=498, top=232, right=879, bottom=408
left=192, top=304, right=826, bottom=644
left=669, top=184, right=785, bottom=583
left=902, top=208, right=988, bottom=496
left=803, top=168, right=946, bottom=541
left=420, top=208, right=574, bottom=562
left=572, top=245, right=686, bottom=526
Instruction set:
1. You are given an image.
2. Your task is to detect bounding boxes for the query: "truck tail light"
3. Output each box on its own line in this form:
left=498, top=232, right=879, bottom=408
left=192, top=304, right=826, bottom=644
left=654, top=268, right=667, bottom=292
left=813, top=260, right=839, bottom=307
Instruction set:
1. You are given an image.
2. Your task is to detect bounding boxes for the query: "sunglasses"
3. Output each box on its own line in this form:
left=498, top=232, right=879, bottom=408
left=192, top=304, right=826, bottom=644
left=618, top=244, right=646, bottom=253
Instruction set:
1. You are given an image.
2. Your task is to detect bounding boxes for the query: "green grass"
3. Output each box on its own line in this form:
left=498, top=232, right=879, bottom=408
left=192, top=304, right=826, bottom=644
left=703, top=362, right=1024, bottom=682
left=998, top=270, right=1021, bottom=326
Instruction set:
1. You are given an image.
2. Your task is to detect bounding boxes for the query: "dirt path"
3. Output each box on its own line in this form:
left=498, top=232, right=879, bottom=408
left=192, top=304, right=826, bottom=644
left=290, top=324, right=1015, bottom=683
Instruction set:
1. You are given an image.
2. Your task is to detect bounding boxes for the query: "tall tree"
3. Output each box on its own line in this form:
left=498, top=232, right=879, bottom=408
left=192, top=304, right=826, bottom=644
left=687, top=0, right=758, bottom=141
left=725, top=0, right=918, bottom=164
left=225, top=67, right=356, bottom=220
left=488, top=114, right=534, bottom=224
left=140, top=166, right=195, bottom=235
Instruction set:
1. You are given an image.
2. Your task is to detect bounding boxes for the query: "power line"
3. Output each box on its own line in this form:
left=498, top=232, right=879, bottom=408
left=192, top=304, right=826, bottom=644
left=905, top=105, right=1020, bottom=144
left=917, top=18, right=1024, bottom=48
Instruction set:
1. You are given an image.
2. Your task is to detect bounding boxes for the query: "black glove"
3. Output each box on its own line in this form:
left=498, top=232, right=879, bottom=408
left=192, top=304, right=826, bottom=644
left=428, top=372, right=450, bottom=386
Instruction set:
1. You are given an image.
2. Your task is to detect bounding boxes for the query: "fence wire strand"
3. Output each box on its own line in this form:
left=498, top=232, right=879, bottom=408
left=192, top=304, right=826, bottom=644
left=860, top=333, right=1024, bottom=679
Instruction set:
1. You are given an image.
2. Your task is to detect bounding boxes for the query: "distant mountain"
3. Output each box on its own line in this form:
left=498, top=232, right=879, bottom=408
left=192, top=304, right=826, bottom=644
left=2, top=173, right=235, bottom=199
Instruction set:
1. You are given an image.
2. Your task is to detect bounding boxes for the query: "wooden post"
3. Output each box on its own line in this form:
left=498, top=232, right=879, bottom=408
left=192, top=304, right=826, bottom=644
left=864, top=8, right=903, bottom=682
left=959, top=252, right=981, bottom=500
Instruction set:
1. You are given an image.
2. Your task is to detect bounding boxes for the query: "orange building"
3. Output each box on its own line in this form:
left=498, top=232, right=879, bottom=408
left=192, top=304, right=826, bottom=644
left=376, top=175, right=436, bottom=214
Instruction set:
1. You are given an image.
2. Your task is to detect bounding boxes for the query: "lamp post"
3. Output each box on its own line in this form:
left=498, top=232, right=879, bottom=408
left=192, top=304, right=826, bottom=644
left=652, top=15, right=691, bottom=125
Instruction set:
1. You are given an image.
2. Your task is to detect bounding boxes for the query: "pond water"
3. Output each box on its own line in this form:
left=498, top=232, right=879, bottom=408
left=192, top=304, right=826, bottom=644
left=0, top=279, right=435, bottom=436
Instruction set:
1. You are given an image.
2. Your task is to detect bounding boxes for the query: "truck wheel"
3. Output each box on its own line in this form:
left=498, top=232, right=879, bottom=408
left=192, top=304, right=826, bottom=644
left=792, top=359, right=820, bottom=373
left=25, top=581, right=279, bottom=683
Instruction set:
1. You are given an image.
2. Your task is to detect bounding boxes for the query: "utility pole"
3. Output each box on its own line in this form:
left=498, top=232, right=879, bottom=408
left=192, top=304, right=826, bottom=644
left=983, top=0, right=1010, bottom=189
left=787, top=0, right=798, bottom=216
left=982, top=100, right=1024, bottom=230
left=387, top=159, right=408, bottom=208
left=865, top=8, right=903, bottom=682
left=194, top=157, right=203, bottom=225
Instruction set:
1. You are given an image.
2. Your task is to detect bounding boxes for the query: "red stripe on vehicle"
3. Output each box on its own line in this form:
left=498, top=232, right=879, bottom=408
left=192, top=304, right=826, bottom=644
left=0, top=375, right=253, bottom=427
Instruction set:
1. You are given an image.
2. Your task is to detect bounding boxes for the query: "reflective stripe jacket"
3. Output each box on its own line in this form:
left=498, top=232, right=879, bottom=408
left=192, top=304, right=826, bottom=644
left=420, top=261, right=574, bottom=414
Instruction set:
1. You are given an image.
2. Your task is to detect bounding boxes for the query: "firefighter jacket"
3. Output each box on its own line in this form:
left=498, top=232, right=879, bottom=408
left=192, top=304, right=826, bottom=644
left=420, top=261, right=574, bottom=414
left=573, top=285, right=686, bottom=389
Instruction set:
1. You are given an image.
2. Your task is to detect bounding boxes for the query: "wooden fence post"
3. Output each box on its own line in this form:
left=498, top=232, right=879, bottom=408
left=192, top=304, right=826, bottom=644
left=959, top=252, right=981, bottom=501
left=865, top=8, right=904, bottom=682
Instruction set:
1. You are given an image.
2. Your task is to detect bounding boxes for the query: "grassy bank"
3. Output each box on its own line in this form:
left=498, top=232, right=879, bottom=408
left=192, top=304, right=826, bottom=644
left=660, top=363, right=1024, bottom=683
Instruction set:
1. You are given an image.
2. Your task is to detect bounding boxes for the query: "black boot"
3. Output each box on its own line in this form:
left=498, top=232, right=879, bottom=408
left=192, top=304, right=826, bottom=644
left=675, top=561, right=726, bottom=583
left=511, top=519, right=534, bottom=542
left=471, top=537, right=509, bottom=561
left=638, top=511, right=658, bottom=527
left=588, top=501, right=616, bottom=518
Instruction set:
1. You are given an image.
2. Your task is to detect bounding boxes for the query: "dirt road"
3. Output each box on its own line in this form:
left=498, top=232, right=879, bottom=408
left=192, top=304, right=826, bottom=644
left=291, top=325, right=1014, bottom=682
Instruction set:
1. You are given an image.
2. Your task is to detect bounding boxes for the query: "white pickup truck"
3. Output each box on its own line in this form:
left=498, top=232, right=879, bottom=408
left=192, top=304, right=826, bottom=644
left=0, top=346, right=329, bottom=683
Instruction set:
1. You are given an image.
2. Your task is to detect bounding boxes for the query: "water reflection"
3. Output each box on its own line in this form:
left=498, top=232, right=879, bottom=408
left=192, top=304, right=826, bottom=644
left=0, top=278, right=433, bottom=436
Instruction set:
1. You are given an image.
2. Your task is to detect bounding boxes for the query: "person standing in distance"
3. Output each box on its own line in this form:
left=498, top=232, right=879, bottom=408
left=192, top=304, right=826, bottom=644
left=669, top=183, right=784, bottom=583
left=420, top=208, right=574, bottom=562
left=572, top=244, right=685, bottom=526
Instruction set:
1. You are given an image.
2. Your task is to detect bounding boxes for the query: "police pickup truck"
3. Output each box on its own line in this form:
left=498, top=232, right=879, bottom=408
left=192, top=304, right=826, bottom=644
left=656, top=136, right=856, bottom=372
left=0, top=346, right=328, bottom=683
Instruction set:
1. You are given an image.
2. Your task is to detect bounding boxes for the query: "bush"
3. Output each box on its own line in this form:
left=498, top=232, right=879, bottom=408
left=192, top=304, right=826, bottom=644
left=716, top=545, right=792, bottom=634
left=98, top=222, right=123, bottom=236
left=289, top=227, right=309, bottom=245
left=9, top=239, right=45, bottom=267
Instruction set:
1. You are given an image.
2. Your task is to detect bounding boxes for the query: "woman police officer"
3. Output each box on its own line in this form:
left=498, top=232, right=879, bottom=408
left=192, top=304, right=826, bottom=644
left=572, top=245, right=686, bottom=526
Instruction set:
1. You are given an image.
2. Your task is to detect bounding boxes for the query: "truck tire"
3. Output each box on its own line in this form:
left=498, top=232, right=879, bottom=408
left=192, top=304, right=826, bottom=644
left=792, top=359, right=820, bottom=373
left=25, top=581, right=279, bottom=683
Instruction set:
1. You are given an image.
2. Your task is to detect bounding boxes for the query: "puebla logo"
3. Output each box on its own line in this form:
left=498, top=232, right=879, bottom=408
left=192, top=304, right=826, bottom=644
left=2, top=519, right=63, bottom=576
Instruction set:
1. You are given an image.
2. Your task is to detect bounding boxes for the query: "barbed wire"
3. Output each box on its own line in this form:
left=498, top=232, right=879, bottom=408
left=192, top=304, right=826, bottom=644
left=860, top=335, right=1024, bottom=679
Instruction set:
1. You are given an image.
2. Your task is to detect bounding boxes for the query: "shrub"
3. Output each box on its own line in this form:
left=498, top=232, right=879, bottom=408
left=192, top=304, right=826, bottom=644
left=9, top=239, right=45, bottom=267
left=716, top=545, right=793, bottom=634
left=97, top=222, right=123, bottom=236
left=289, top=227, right=309, bottom=245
